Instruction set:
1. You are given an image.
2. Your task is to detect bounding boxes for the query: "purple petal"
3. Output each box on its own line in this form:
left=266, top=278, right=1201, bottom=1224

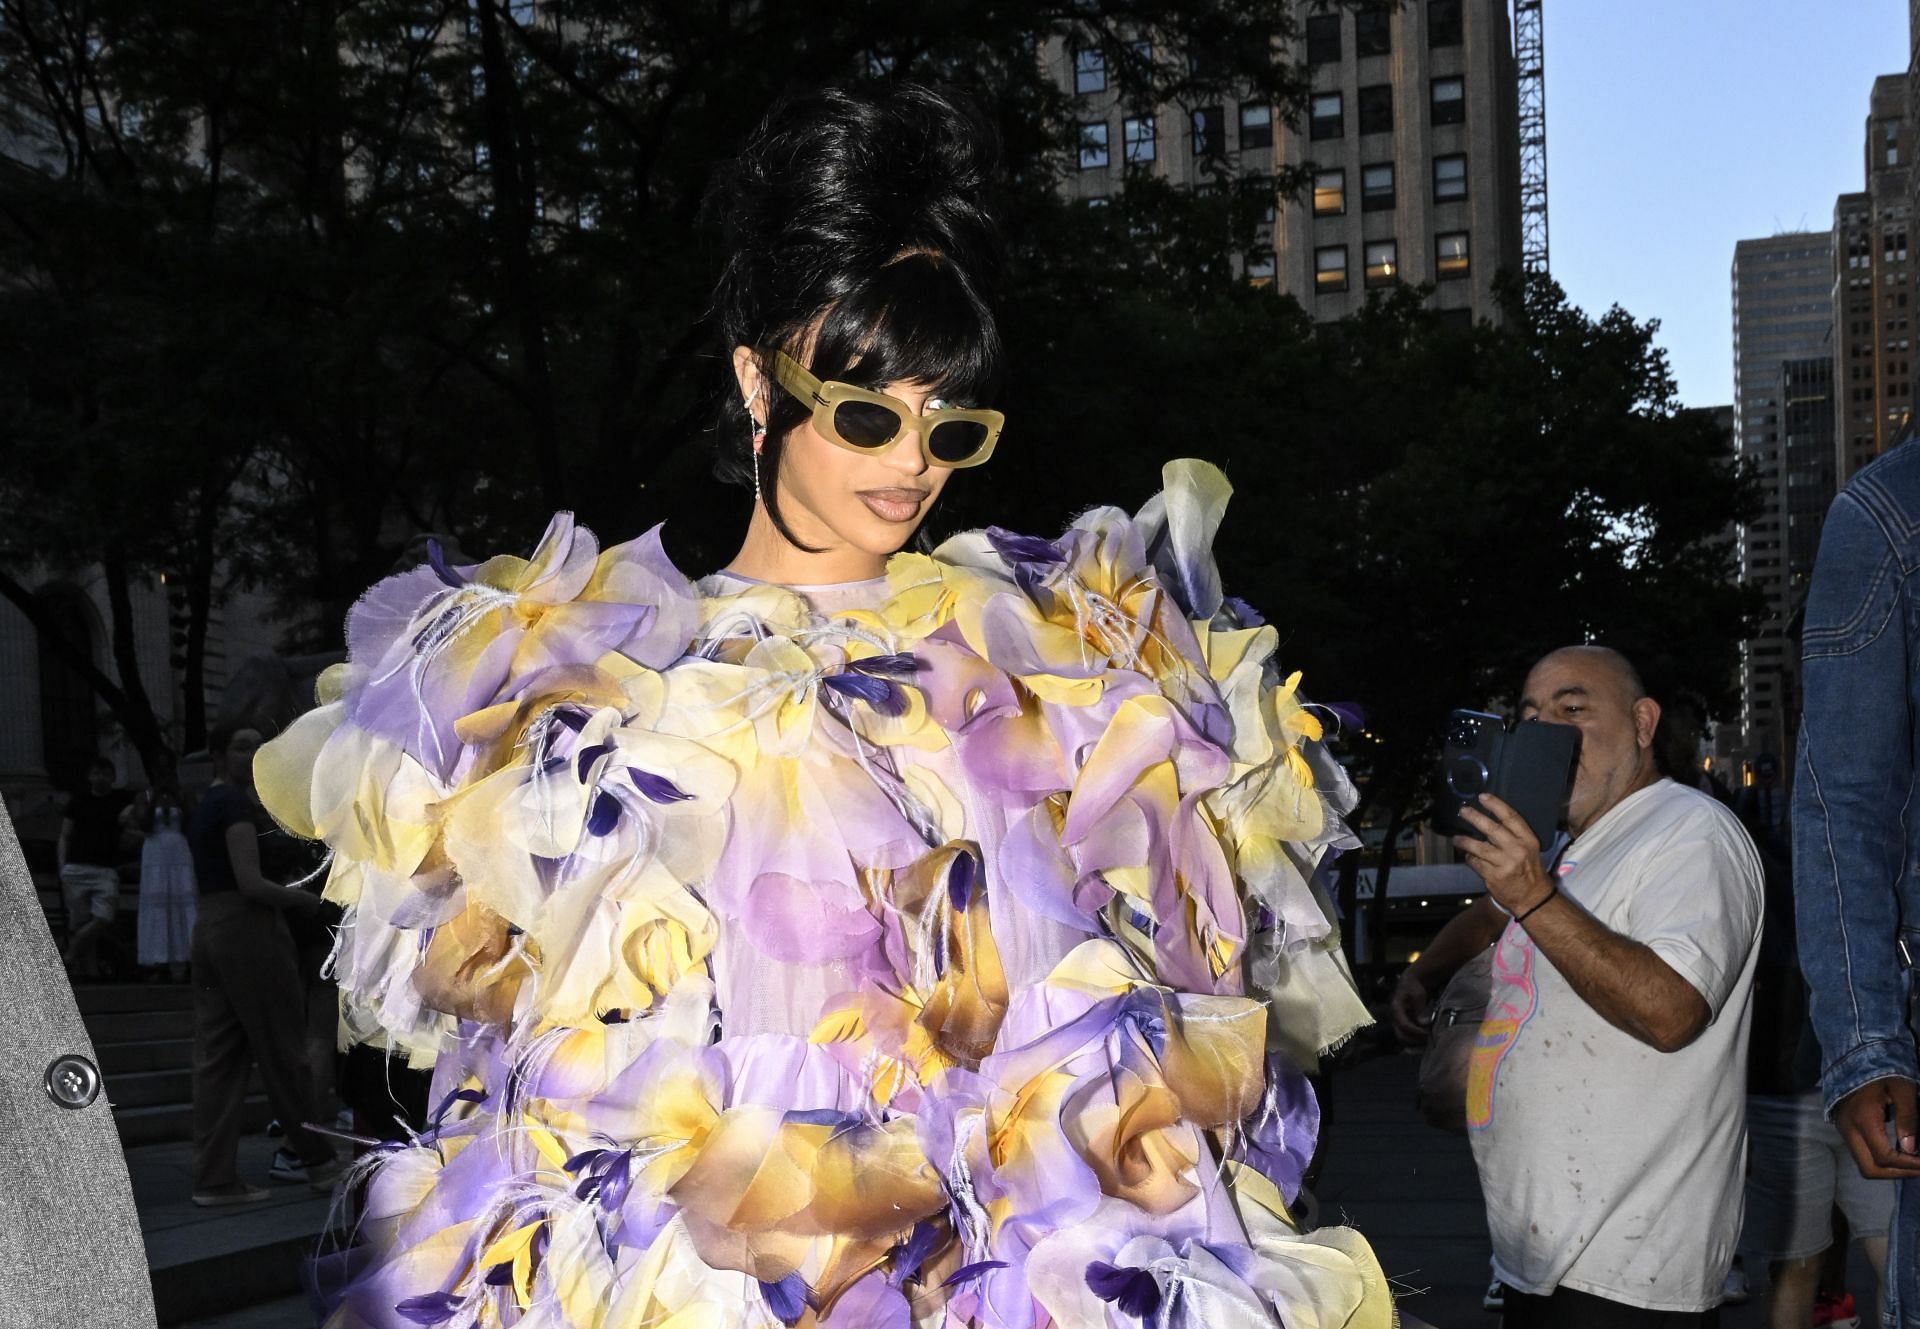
left=394, top=1292, right=463, bottom=1325
left=759, top=1274, right=809, bottom=1325
left=821, top=671, right=907, bottom=716
left=1086, top=1261, right=1162, bottom=1318
left=942, top=1260, right=1009, bottom=1289
left=1220, top=594, right=1264, bottom=628
left=947, top=851, right=977, bottom=914
left=1014, top=561, right=1055, bottom=613
left=586, top=789, right=622, bottom=836
left=628, top=769, right=693, bottom=804
left=425, top=539, right=466, bottom=588
left=889, top=1219, right=943, bottom=1287
left=986, top=527, right=1066, bottom=565
left=575, top=742, right=613, bottom=781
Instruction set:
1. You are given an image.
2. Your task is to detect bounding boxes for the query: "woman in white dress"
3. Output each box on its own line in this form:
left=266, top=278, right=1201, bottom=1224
left=135, top=785, right=196, bottom=981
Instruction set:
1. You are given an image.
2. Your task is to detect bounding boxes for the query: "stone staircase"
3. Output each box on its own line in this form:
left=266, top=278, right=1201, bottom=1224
left=77, top=982, right=272, bottom=1146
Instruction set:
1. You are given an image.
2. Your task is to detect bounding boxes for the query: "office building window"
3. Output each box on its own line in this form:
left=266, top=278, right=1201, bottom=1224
left=1429, top=0, right=1463, bottom=47
left=1074, top=45, right=1106, bottom=94
left=1365, top=239, right=1398, bottom=287
left=1306, top=13, right=1341, bottom=65
left=1246, top=250, right=1277, bottom=287
left=1310, top=92, right=1343, bottom=140
left=1361, top=162, right=1395, bottom=211
left=1312, top=169, right=1346, bottom=216
left=1078, top=121, right=1110, bottom=169
left=1431, top=76, right=1465, bottom=126
left=1355, top=10, right=1391, bottom=57
left=1123, top=115, right=1156, bottom=163
left=1316, top=245, right=1349, bottom=293
left=1192, top=105, right=1224, bottom=158
left=1239, top=101, right=1273, bottom=149
left=1358, top=84, right=1393, bottom=135
left=1436, top=230, right=1470, bottom=279
left=1434, top=153, right=1468, bottom=201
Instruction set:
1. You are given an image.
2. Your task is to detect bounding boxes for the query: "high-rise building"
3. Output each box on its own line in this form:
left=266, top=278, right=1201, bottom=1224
left=1832, top=75, right=1915, bottom=486
left=1730, top=234, right=1834, bottom=767
left=1051, top=0, right=1524, bottom=323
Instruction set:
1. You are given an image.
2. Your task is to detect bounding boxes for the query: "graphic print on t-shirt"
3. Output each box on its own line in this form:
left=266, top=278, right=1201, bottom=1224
left=1467, top=924, right=1538, bottom=1130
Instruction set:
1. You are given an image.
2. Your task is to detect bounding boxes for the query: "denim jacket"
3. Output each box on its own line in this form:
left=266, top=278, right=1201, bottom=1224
left=1793, top=442, right=1920, bottom=1115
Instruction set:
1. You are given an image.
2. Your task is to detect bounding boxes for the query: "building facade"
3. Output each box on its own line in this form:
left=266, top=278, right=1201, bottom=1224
left=1729, top=233, right=1834, bottom=768
left=1832, top=75, right=1915, bottom=486
left=1050, top=0, right=1523, bottom=323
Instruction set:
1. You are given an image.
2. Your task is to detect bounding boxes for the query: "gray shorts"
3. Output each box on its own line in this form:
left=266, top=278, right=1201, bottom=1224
left=59, top=863, right=120, bottom=925
left=1739, top=1090, right=1895, bottom=1261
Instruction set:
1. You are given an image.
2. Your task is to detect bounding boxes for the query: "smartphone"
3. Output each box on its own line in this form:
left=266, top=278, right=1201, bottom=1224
left=1430, top=709, right=1580, bottom=845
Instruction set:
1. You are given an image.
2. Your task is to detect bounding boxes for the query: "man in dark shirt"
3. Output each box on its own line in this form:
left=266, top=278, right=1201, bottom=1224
left=57, top=757, right=130, bottom=979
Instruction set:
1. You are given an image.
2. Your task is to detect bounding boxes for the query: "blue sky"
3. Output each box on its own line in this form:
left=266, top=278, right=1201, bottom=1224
left=1546, top=0, right=1909, bottom=408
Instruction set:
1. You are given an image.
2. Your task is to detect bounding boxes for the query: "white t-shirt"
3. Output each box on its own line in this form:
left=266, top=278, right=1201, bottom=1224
left=1465, top=778, right=1764, bottom=1312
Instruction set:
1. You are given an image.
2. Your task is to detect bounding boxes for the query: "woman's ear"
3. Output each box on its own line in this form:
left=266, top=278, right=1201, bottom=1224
left=731, top=346, right=764, bottom=425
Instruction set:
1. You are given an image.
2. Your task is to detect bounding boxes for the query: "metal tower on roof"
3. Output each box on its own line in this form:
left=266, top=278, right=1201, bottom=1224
left=1514, top=0, right=1548, bottom=273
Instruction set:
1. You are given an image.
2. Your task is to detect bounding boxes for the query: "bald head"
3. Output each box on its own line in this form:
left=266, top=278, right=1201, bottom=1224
left=1528, top=646, right=1646, bottom=707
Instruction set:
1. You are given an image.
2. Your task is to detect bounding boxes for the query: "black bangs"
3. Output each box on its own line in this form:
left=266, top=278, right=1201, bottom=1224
left=803, top=253, right=1002, bottom=406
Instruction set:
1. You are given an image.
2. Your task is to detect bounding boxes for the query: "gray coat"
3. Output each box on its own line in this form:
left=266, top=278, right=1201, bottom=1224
left=0, top=802, right=155, bottom=1327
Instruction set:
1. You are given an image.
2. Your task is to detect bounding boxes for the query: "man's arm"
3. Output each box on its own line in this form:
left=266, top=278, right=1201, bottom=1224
left=1456, top=798, right=1710, bottom=1053
left=1793, top=486, right=1920, bottom=1179
left=1389, top=896, right=1506, bottom=1044
left=223, top=821, right=321, bottom=915
left=56, top=816, right=71, bottom=873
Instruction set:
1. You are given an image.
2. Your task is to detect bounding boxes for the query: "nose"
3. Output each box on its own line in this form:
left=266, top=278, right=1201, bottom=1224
left=881, top=421, right=932, bottom=478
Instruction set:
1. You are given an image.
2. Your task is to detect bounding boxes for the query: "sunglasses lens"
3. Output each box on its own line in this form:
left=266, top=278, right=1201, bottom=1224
left=928, top=419, right=991, bottom=464
left=831, top=400, right=904, bottom=450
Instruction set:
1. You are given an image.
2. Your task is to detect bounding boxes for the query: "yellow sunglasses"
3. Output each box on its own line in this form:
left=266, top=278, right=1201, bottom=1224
left=760, top=347, right=1003, bottom=469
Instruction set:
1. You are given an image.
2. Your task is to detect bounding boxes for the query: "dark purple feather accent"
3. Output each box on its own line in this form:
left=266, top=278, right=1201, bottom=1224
left=573, top=1173, right=601, bottom=1202
left=628, top=769, right=693, bottom=804
left=563, top=1147, right=607, bottom=1173
left=986, top=527, right=1067, bottom=565
left=393, top=1292, right=463, bottom=1325
left=1085, top=1261, right=1162, bottom=1318
left=598, top=1152, right=633, bottom=1210
left=1014, top=561, right=1055, bottom=614
left=575, top=743, right=612, bottom=781
left=585, top=789, right=622, bottom=836
left=759, top=1274, right=809, bottom=1325
left=1220, top=595, right=1265, bottom=628
left=821, top=671, right=907, bottom=716
left=484, top=1262, right=516, bottom=1287
left=551, top=707, right=589, bottom=732
left=889, top=1219, right=943, bottom=1286
left=849, top=652, right=923, bottom=676
left=598, top=1008, right=630, bottom=1025
left=947, top=851, right=977, bottom=914
left=942, top=1260, right=1008, bottom=1289
left=425, top=539, right=465, bottom=588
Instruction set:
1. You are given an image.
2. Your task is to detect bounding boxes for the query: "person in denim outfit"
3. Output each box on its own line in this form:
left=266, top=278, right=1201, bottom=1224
left=1795, top=440, right=1920, bottom=1327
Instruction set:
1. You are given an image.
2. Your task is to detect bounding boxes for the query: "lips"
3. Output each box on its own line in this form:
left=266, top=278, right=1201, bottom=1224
left=857, top=488, right=929, bottom=524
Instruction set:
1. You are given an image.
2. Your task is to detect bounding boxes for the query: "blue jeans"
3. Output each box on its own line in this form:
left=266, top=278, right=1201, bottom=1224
left=1793, top=443, right=1920, bottom=1326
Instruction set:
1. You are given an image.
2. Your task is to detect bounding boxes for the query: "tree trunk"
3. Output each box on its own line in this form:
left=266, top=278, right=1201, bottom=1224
left=101, top=545, right=175, bottom=783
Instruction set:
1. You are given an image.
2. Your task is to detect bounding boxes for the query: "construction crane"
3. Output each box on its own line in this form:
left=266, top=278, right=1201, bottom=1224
left=1514, top=0, right=1547, bottom=273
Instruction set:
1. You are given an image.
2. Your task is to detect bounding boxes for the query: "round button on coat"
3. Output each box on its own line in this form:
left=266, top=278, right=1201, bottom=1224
left=45, top=1053, right=101, bottom=1109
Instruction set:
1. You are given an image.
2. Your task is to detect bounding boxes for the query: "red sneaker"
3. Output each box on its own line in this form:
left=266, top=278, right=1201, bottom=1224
left=1814, top=1292, right=1861, bottom=1329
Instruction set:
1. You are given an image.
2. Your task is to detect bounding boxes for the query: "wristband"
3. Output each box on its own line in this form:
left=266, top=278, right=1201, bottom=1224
left=1514, top=884, right=1557, bottom=925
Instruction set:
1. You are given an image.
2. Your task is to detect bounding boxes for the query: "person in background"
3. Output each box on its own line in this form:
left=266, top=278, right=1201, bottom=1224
left=185, top=724, right=339, bottom=1206
left=1793, top=440, right=1920, bottom=1327
left=56, top=755, right=131, bottom=980
left=133, top=781, right=196, bottom=982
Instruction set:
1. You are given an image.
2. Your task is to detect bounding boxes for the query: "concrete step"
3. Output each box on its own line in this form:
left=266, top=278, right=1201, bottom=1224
left=108, top=1066, right=262, bottom=1110
left=171, top=1291, right=315, bottom=1329
left=133, top=1133, right=342, bottom=1326
left=97, top=1036, right=195, bottom=1075
left=74, top=981, right=195, bottom=1013
left=116, top=1093, right=271, bottom=1149
left=85, top=1007, right=196, bottom=1044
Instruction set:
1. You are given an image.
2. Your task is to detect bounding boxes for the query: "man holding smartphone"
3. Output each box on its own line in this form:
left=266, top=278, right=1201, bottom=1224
left=1392, top=645, right=1764, bottom=1327
left=1793, top=442, right=1920, bottom=1328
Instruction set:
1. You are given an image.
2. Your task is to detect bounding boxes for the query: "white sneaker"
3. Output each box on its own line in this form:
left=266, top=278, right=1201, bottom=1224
left=267, top=1147, right=310, bottom=1182
left=1720, top=1256, right=1750, bottom=1306
left=1482, top=1276, right=1505, bottom=1312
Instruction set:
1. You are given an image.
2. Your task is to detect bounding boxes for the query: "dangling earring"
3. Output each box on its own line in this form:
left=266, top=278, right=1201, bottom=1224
left=746, top=388, right=766, bottom=506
